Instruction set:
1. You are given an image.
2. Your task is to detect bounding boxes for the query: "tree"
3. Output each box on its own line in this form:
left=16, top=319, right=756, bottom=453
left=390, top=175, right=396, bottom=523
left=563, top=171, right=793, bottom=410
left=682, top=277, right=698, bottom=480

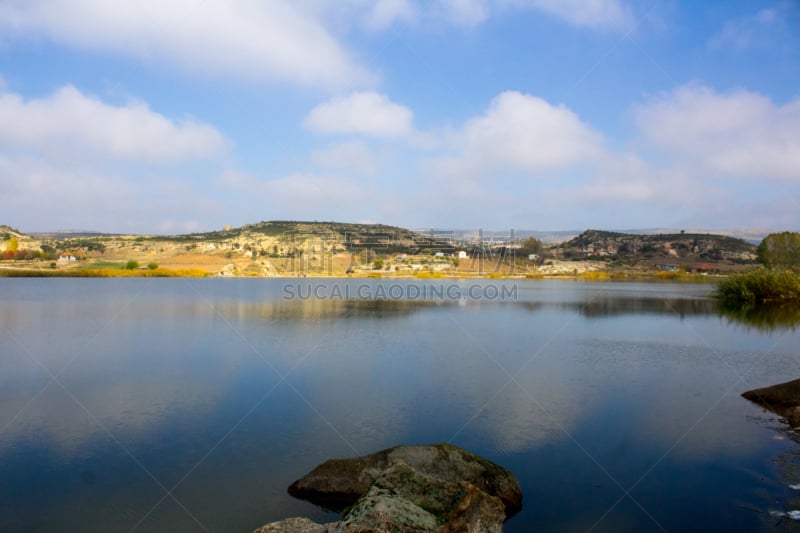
left=147, top=262, right=159, bottom=270
left=7, top=237, right=19, bottom=252
left=372, top=259, right=384, bottom=270
left=519, top=237, right=542, bottom=257
left=757, top=232, right=800, bottom=269
left=125, top=260, right=140, bottom=270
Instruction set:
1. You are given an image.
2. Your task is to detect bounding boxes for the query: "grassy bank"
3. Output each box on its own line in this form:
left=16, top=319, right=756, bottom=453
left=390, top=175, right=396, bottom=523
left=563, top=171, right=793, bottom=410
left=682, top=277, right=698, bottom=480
left=716, top=268, right=800, bottom=303
left=0, top=267, right=210, bottom=278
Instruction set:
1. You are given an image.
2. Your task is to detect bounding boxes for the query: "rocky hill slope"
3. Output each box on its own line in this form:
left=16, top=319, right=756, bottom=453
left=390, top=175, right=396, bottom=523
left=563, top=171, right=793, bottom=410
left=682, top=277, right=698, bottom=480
left=554, top=230, right=758, bottom=270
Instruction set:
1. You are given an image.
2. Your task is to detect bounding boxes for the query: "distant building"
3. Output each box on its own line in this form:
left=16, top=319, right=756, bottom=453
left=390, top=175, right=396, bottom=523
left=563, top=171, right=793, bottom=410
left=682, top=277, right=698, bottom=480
left=455, top=251, right=468, bottom=259
left=528, top=254, right=539, bottom=261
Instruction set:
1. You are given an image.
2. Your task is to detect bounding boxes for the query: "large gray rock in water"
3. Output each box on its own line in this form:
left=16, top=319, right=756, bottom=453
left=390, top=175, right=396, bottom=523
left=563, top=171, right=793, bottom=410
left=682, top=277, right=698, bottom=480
left=743, top=377, right=800, bottom=429
left=255, top=443, right=521, bottom=533
left=337, top=460, right=507, bottom=532
left=288, top=442, right=522, bottom=513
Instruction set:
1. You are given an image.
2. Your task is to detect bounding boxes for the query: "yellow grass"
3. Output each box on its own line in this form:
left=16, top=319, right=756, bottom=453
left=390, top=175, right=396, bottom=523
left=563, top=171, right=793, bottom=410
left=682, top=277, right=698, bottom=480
left=0, top=267, right=210, bottom=278
left=578, top=271, right=610, bottom=280
left=414, top=271, right=444, bottom=279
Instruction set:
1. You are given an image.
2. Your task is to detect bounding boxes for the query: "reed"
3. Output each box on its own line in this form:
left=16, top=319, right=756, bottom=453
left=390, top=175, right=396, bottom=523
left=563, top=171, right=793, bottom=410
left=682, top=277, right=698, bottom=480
left=716, top=268, right=800, bottom=303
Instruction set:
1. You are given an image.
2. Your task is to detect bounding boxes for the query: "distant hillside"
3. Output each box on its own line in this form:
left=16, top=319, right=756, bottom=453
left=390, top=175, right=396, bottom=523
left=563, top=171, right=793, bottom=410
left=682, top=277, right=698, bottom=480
left=613, top=228, right=770, bottom=245
left=0, top=221, right=768, bottom=276
left=0, top=225, right=25, bottom=239
left=29, top=230, right=118, bottom=239
left=134, top=220, right=464, bottom=255
left=446, top=227, right=769, bottom=245
left=436, top=228, right=581, bottom=244
left=556, top=229, right=758, bottom=268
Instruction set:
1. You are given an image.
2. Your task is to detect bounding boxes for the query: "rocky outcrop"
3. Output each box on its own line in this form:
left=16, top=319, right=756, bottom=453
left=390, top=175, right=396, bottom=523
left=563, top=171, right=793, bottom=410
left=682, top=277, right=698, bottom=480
left=561, top=229, right=758, bottom=265
left=254, top=517, right=327, bottom=532
left=254, top=443, right=522, bottom=533
left=743, top=378, right=800, bottom=429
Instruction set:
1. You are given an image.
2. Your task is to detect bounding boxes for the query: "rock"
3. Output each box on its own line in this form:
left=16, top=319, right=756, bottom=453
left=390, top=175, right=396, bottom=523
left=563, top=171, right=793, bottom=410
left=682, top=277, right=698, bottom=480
left=337, top=461, right=506, bottom=533
left=218, top=263, right=236, bottom=277
left=288, top=443, right=522, bottom=514
left=253, top=517, right=331, bottom=532
left=743, top=378, right=800, bottom=428
left=742, top=378, right=800, bottom=406
left=255, top=443, right=521, bottom=533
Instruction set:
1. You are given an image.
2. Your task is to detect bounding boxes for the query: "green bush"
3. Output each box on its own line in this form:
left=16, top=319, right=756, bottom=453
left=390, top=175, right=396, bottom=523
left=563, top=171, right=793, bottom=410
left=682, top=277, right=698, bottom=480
left=125, top=260, right=140, bottom=270
left=717, top=268, right=800, bottom=304
left=147, top=262, right=158, bottom=270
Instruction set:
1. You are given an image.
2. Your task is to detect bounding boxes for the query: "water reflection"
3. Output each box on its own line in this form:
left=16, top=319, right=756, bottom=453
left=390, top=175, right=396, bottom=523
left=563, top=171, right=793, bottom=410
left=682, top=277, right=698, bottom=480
left=560, top=296, right=716, bottom=318
left=222, top=298, right=451, bottom=321
left=520, top=295, right=717, bottom=318
left=0, top=279, right=799, bottom=532
left=718, top=301, right=800, bottom=331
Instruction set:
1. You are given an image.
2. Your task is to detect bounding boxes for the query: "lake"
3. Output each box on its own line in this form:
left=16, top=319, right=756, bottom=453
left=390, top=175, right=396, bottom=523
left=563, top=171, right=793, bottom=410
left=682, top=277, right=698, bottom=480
left=1, top=278, right=799, bottom=532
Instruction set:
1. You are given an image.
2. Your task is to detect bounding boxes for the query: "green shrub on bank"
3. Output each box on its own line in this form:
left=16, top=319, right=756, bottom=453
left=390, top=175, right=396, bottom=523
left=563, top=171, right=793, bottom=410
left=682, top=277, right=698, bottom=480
left=717, top=268, right=800, bottom=303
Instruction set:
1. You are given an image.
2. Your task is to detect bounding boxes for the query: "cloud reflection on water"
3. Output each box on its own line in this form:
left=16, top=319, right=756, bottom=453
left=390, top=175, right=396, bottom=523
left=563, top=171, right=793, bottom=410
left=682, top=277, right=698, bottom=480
left=0, top=279, right=798, bottom=531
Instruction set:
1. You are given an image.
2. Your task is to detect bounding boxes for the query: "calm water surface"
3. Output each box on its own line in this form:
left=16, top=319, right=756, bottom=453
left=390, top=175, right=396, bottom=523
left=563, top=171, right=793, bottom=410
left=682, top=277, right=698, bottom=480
left=1, top=278, right=799, bottom=532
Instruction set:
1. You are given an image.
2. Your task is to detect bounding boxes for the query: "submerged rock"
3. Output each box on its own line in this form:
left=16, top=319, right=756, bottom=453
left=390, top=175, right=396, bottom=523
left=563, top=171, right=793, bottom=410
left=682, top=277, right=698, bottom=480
left=254, top=443, right=522, bottom=533
left=742, top=378, right=800, bottom=429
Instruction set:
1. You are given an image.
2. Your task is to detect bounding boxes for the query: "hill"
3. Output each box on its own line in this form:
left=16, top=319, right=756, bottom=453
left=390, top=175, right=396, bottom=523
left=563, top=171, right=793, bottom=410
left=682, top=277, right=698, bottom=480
left=2, top=220, right=472, bottom=277
left=1, top=222, right=764, bottom=276
left=0, top=225, right=25, bottom=240
left=554, top=229, right=758, bottom=271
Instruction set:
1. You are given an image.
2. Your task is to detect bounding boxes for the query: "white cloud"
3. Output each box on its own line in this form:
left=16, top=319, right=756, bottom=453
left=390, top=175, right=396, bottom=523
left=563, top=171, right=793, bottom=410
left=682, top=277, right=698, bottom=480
left=513, top=0, right=635, bottom=32
left=634, top=84, right=800, bottom=181
left=0, top=74, right=6, bottom=90
left=0, top=83, right=228, bottom=232
left=0, top=0, right=373, bottom=87
left=311, top=0, right=634, bottom=32
left=441, top=91, right=603, bottom=174
left=304, top=92, right=414, bottom=137
left=437, top=0, right=490, bottom=26
left=430, top=0, right=634, bottom=30
left=312, top=141, right=378, bottom=175
left=219, top=170, right=371, bottom=220
left=708, top=7, right=784, bottom=50
left=364, top=0, right=418, bottom=30
left=573, top=154, right=656, bottom=202
left=0, top=155, right=139, bottom=226
left=0, top=85, right=226, bottom=162
left=264, top=173, right=369, bottom=205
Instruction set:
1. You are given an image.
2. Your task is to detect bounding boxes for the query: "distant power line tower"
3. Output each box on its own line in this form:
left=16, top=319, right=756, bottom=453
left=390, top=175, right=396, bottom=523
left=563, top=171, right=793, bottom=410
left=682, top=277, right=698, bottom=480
left=467, top=228, right=521, bottom=274
left=468, top=229, right=492, bottom=275
left=493, top=228, right=519, bottom=274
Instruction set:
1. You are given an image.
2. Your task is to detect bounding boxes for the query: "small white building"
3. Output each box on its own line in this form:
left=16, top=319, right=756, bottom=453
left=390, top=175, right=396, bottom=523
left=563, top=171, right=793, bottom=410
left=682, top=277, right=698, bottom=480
left=455, top=250, right=468, bottom=259
left=528, top=254, right=539, bottom=261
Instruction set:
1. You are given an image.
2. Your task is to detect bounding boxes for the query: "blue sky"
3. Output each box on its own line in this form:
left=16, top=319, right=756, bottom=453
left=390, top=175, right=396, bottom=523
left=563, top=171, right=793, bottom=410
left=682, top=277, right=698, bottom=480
left=0, top=0, right=798, bottom=234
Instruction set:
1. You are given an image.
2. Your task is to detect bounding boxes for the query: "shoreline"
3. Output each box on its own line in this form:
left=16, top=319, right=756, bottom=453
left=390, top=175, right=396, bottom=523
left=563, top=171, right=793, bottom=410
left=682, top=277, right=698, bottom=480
left=0, top=265, right=721, bottom=283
